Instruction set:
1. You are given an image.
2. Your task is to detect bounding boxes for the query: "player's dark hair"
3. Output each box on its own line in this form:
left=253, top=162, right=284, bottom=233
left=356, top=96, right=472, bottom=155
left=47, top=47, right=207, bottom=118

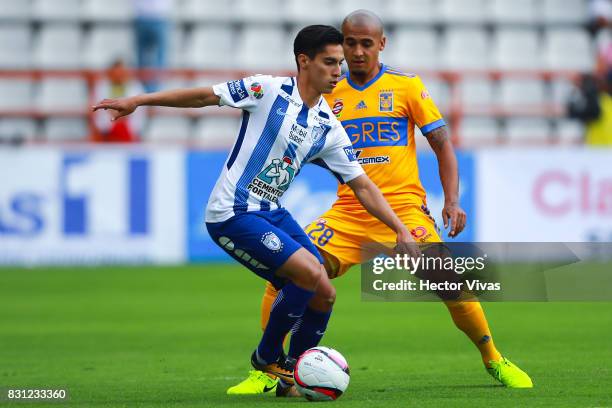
left=293, top=25, right=343, bottom=71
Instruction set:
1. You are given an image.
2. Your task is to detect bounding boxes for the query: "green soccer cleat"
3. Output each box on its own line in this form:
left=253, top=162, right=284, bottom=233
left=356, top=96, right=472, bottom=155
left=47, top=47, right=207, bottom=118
left=487, top=357, right=533, bottom=388
left=226, top=370, right=278, bottom=395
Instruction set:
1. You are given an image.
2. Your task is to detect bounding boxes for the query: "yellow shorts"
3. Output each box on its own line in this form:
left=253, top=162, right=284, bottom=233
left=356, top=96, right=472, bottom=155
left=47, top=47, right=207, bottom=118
left=304, top=202, right=442, bottom=278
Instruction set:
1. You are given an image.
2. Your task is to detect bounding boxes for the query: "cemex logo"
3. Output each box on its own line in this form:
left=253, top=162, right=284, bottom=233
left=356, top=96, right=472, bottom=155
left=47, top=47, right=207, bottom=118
left=354, top=150, right=391, bottom=165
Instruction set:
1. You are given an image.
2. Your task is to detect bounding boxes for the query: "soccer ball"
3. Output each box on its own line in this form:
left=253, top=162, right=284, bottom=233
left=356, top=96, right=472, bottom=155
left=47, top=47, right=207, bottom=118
left=293, top=346, right=350, bottom=401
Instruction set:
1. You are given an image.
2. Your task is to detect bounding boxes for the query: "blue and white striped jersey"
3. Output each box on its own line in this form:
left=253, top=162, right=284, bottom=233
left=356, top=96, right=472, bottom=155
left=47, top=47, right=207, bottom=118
left=205, top=75, right=365, bottom=223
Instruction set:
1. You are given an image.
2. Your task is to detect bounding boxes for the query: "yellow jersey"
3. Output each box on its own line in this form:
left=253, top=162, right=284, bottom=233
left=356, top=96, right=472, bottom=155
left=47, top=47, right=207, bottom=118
left=323, top=64, right=445, bottom=209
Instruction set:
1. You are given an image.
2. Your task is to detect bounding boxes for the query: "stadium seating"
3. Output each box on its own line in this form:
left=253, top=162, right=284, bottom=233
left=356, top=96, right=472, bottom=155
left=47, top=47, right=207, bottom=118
left=180, top=0, right=233, bottom=23
left=0, top=24, right=31, bottom=69
left=234, top=0, right=284, bottom=23
left=42, top=118, right=88, bottom=141
left=0, top=118, right=37, bottom=142
left=83, top=25, right=134, bottom=68
left=82, top=0, right=133, bottom=22
left=0, top=79, right=34, bottom=110
left=144, top=116, right=192, bottom=142
left=490, top=0, right=538, bottom=24
left=168, top=27, right=185, bottom=68
left=32, top=0, right=81, bottom=21
left=338, top=0, right=385, bottom=19
left=442, top=27, right=490, bottom=69
left=556, top=119, right=585, bottom=144
left=384, top=0, right=438, bottom=24
left=544, top=28, right=595, bottom=71
left=194, top=116, right=241, bottom=147
left=184, top=25, right=235, bottom=69
left=458, top=117, right=502, bottom=147
left=421, top=76, right=450, bottom=111
left=236, top=25, right=293, bottom=71
left=498, top=78, right=547, bottom=110
left=385, top=28, right=440, bottom=70
left=458, top=77, right=496, bottom=109
left=551, top=78, right=576, bottom=106
left=183, top=25, right=234, bottom=69
left=0, top=0, right=599, bottom=144
left=35, top=78, right=89, bottom=110
left=33, top=24, right=81, bottom=68
left=541, top=0, right=589, bottom=24
left=504, top=118, right=551, bottom=143
left=286, top=0, right=338, bottom=24
left=439, top=0, right=488, bottom=24
left=492, top=28, right=542, bottom=70
left=0, top=0, right=31, bottom=21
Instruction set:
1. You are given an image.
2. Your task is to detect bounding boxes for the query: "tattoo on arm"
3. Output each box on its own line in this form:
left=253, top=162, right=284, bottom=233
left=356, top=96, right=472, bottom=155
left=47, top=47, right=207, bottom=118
left=426, top=126, right=449, bottom=151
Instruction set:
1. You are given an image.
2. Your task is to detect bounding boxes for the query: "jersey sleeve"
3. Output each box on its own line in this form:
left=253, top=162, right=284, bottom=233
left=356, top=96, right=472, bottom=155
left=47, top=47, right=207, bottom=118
left=310, top=122, right=365, bottom=184
left=212, top=75, right=272, bottom=112
left=405, top=75, right=446, bottom=135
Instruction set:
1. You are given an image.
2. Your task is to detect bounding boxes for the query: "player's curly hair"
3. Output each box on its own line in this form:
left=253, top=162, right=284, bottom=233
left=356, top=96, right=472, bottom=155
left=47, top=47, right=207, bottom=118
left=293, top=25, right=343, bottom=71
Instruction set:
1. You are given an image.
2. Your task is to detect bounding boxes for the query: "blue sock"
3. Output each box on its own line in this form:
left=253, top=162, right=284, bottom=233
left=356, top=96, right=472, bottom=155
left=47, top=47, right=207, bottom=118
left=288, top=306, right=332, bottom=360
left=257, top=283, right=314, bottom=364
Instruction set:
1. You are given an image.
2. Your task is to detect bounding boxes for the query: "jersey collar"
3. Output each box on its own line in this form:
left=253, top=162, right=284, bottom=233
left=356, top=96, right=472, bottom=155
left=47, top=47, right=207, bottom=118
left=291, top=76, right=324, bottom=111
left=346, top=63, right=386, bottom=91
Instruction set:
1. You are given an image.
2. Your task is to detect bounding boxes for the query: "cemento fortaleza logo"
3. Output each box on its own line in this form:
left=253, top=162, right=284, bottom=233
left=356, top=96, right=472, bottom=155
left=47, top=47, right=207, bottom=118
left=218, top=236, right=269, bottom=269
left=247, top=157, right=296, bottom=203
left=261, top=231, right=283, bottom=252
left=250, top=82, right=264, bottom=99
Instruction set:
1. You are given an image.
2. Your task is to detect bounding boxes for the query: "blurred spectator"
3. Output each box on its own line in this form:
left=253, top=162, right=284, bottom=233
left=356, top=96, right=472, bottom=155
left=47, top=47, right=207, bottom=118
left=590, top=0, right=612, bottom=31
left=94, top=59, right=145, bottom=143
left=568, top=72, right=612, bottom=146
left=596, top=29, right=612, bottom=76
left=133, top=0, right=173, bottom=92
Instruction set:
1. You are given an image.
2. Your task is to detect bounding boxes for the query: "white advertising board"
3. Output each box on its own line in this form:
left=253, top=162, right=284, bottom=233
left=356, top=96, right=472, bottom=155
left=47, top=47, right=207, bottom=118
left=477, top=148, right=612, bottom=242
left=0, top=147, right=185, bottom=264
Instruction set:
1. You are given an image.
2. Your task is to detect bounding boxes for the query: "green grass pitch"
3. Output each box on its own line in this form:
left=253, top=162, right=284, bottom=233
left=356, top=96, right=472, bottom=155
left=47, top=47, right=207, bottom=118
left=0, top=264, right=610, bottom=407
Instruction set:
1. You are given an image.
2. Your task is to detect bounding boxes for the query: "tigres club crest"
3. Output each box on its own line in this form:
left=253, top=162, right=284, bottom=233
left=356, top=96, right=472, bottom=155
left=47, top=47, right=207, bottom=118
left=379, top=90, right=393, bottom=112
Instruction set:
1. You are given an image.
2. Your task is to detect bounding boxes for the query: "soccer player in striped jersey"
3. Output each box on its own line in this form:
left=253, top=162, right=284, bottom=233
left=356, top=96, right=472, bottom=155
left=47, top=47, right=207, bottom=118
left=93, top=25, right=419, bottom=397
left=229, top=11, right=532, bottom=395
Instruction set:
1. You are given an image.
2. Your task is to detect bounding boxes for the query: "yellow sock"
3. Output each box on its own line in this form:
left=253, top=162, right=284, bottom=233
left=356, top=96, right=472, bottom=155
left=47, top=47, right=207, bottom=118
left=444, top=299, right=502, bottom=367
left=260, top=281, right=279, bottom=331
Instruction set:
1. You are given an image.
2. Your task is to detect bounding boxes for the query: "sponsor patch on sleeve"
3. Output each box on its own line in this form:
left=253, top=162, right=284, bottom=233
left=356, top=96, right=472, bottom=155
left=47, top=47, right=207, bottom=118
left=250, top=82, right=264, bottom=99
left=343, top=146, right=357, bottom=162
left=227, top=79, right=249, bottom=103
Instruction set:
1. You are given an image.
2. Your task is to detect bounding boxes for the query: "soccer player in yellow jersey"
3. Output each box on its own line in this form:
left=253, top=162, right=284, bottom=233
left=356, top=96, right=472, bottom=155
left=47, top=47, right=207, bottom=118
left=229, top=10, right=532, bottom=395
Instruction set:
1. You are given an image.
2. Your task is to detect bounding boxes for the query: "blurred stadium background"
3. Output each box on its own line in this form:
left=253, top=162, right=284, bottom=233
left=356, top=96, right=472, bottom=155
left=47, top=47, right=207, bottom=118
left=1, top=2, right=611, bottom=406
left=0, top=0, right=610, bottom=146
left=0, top=0, right=611, bottom=264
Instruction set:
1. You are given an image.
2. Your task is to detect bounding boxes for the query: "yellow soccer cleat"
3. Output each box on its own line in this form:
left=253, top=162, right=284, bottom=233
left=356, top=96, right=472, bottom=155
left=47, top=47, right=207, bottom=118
left=487, top=357, right=533, bottom=388
left=226, top=370, right=278, bottom=395
left=250, top=351, right=295, bottom=385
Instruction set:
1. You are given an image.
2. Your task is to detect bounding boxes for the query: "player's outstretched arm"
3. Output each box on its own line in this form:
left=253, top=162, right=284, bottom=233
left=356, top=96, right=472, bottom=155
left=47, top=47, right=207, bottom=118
left=347, top=174, right=420, bottom=258
left=426, top=126, right=467, bottom=238
left=92, top=87, right=221, bottom=122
